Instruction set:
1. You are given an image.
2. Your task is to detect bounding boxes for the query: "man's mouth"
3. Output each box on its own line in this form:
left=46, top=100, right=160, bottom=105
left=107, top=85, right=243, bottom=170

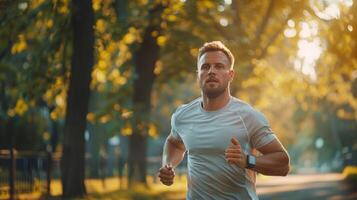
left=206, top=78, right=219, bottom=83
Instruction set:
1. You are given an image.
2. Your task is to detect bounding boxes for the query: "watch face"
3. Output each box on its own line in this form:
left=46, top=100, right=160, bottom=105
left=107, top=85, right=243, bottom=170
left=248, top=155, right=256, bottom=168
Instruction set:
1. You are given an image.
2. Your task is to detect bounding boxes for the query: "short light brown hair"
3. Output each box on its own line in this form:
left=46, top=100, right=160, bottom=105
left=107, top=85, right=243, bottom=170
left=197, top=41, right=235, bottom=69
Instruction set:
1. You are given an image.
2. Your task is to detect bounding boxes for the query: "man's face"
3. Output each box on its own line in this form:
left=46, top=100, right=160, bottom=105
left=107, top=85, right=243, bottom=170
left=197, top=51, right=234, bottom=98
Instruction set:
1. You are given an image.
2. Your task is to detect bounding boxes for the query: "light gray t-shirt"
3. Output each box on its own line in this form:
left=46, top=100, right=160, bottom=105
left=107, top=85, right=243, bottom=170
left=171, top=96, right=276, bottom=200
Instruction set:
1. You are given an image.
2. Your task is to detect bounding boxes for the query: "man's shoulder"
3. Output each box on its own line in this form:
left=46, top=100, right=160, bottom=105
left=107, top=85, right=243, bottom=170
left=230, top=96, right=268, bottom=123
left=173, top=97, right=201, bottom=117
left=230, top=97, right=256, bottom=113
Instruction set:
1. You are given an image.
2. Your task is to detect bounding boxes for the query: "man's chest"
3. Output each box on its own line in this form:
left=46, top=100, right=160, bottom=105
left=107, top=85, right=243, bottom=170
left=177, top=112, right=250, bottom=152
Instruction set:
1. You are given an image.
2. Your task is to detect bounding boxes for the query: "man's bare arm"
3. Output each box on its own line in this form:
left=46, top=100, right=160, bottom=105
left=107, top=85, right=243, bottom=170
left=254, top=139, right=290, bottom=176
left=162, top=134, right=186, bottom=167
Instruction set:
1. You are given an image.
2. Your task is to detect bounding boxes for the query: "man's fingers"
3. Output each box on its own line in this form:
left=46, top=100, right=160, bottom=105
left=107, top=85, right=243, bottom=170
left=225, top=152, right=242, bottom=158
left=166, top=163, right=173, bottom=170
left=158, top=172, right=175, bottom=179
left=227, top=158, right=237, bottom=165
left=158, top=172, right=174, bottom=186
left=159, top=168, right=173, bottom=174
left=162, top=180, right=173, bottom=186
left=158, top=165, right=175, bottom=186
left=159, top=166, right=174, bottom=174
left=160, top=178, right=173, bottom=185
left=225, top=148, right=241, bottom=153
left=226, top=158, right=241, bottom=165
left=231, top=138, right=241, bottom=146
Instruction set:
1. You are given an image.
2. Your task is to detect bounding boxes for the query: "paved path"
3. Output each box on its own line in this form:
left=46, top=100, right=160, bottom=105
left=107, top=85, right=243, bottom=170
left=257, top=173, right=356, bottom=200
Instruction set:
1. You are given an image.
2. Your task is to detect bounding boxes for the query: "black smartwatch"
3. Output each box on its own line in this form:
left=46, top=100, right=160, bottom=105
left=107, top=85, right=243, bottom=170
left=246, top=155, right=256, bottom=169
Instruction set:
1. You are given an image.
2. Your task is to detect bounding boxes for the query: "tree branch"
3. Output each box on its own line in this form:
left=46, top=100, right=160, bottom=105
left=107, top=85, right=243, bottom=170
left=304, top=6, right=330, bottom=23
left=258, top=1, right=307, bottom=59
left=231, top=0, right=247, bottom=39
left=255, top=0, right=275, bottom=42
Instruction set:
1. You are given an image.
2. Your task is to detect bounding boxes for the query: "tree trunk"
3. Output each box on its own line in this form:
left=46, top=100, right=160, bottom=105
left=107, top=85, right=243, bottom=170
left=128, top=24, right=160, bottom=186
left=60, top=0, right=94, bottom=197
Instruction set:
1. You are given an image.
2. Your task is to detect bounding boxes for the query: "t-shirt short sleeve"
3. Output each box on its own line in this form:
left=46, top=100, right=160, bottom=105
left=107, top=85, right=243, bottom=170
left=170, top=108, right=182, bottom=140
left=250, top=127, right=276, bottom=149
left=245, top=109, right=276, bottom=149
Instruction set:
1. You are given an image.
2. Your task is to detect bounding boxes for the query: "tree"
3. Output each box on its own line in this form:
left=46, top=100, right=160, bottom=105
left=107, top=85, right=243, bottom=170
left=60, top=0, right=94, bottom=197
left=127, top=2, right=165, bottom=186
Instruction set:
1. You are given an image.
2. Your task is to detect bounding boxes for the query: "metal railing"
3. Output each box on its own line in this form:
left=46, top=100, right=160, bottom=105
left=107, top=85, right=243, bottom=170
left=0, top=149, right=54, bottom=200
left=0, top=149, right=187, bottom=199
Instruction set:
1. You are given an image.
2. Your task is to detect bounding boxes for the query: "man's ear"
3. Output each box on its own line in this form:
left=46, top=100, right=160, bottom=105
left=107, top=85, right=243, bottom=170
left=196, top=70, right=200, bottom=83
left=229, top=70, right=235, bottom=81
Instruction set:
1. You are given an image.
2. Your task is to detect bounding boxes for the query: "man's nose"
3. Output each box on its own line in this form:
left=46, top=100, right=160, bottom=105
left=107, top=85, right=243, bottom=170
left=208, top=65, right=216, bottom=74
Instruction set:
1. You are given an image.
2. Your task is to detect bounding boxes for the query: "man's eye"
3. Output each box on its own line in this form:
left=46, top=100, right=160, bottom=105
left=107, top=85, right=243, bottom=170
left=201, top=64, right=210, bottom=70
left=216, top=64, right=225, bottom=69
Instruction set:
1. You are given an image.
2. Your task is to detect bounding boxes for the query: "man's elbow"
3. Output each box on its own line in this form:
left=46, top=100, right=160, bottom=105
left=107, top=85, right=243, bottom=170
left=281, top=152, right=290, bottom=176
left=280, top=164, right=290, bottom=176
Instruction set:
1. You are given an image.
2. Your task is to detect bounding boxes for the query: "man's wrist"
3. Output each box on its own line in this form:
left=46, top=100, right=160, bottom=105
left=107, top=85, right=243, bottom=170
left=246, top=155, right=256, bottom=169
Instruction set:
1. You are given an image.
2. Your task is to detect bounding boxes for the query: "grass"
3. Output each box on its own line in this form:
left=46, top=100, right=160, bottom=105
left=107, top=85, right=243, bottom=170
left=45, top=175, right=187, bottom=200
left=0, top=175, right=187, bottom=200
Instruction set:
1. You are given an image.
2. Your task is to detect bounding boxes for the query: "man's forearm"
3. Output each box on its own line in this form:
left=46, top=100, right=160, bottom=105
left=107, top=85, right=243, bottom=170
left=162, top=138, right=186, bottom=168
left=253, top=151, right=290, bottom=176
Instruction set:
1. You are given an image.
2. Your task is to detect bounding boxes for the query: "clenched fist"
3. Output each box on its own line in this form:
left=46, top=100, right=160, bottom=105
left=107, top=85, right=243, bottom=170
left=225, top=138, right=247, bottom=169
left=158, top=164, right=175, bottom=186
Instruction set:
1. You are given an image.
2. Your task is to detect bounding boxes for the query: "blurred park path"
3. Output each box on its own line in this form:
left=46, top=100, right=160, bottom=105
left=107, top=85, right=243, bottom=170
left=15, top=173, right=356, bottom=200
left=257, top=173, right=357, bottom=200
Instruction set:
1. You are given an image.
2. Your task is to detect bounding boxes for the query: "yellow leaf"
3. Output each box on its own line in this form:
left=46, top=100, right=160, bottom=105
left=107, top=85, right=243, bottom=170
left=92, top=0, right=101, bottom=11
left=139, top=0, right=148, bottom=5
left=167, top=15, right=177, bottom=22
left=122, top=124, right=132, bottom=136
left=190, top=48, right=198, bottom=57
left=113, top=104, right=121, bottom=111
left=87, top=112, right=96, bottom=123
left=100, top=51, right=110, bottom=60
left=94, top=69, right=106, bottom=83
left=50, top=111, right=58, bottom=120
left=151, top=31, right=159, bottom=37
left=7, top=109, right=16, bottom=117
left=11, top=34, right=27, bottom=54
left=201, top=0, right=214, bottom=9
left=55, top=95, right=65, bottom=107
left=96, top=19, right=106, bottom=33
left=46, top=19, right=53, bottom=28
left=337, top=109, right=354, bottom=120
left=99, top=114, right=111, bottom=124
left=43, top=131, right=50, bottom=141
left=98, top=60, right=107, bottom=70
left=121, top=109, right=132, bottom=119
left=157, top=36, right=167, bottom=46
left=14, top=98, right=29, bottom=116
left=31, top=0, right=45, bottom=8
left=109, top=69, right=120, bottom=80
left=148, top=123, right=158, bottom=138
left=154, top=61, right=163, bottom=75
left=58, top=0, right=69, bottom=14
left=123, top=33, right=136, bottom=44
left=114, top=76, right=127, bottom=86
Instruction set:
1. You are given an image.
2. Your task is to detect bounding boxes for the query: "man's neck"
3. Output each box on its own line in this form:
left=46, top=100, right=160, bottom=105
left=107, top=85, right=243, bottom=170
left=202, top=91, right=231, bottom=111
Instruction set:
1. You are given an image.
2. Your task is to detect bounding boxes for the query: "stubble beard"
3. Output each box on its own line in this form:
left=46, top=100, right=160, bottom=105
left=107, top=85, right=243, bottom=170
left=201, top=83, right=228, bottom=99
